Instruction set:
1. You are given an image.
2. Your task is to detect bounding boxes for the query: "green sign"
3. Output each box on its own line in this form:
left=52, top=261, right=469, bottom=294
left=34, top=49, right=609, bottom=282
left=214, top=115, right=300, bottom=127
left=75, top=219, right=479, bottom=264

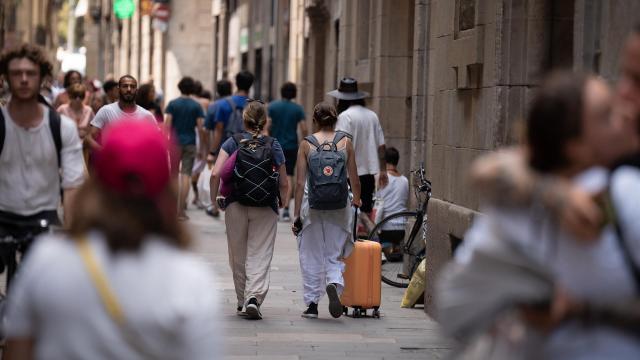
left=114, top=0, right=135, bottom=20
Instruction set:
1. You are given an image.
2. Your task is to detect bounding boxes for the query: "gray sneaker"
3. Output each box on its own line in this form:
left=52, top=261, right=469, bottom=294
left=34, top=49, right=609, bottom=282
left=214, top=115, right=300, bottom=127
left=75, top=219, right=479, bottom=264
left=245, top=298, right=262, bottom=320
left=236, top=306, right=247, bottom=317
left=326, top=283, right=343, bottom=318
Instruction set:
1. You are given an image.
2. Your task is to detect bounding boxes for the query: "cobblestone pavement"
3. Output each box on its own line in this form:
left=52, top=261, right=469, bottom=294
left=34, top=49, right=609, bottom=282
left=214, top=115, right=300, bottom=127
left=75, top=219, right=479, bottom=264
left=187, top=205, right=453, bottom=360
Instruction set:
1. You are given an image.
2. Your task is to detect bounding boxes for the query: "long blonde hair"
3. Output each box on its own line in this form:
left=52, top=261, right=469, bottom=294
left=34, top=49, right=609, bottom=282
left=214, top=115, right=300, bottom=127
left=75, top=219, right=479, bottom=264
left=243, top=100, right=267, bottom=138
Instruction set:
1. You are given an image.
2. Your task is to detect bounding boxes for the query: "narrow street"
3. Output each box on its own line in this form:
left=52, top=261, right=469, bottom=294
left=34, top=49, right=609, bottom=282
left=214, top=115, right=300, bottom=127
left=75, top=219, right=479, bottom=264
left=187, top=207, right=453, bottom=359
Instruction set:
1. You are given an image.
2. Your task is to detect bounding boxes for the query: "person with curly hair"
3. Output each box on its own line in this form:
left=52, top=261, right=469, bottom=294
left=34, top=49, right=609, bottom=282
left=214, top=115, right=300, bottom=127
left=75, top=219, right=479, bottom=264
left=0, top=44, right=85, bottom=227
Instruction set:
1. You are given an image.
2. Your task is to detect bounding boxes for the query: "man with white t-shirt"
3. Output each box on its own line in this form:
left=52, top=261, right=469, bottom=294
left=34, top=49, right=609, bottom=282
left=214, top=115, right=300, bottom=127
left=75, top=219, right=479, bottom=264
left=0, top=44, right=85, bottom=229
left=89, top=75, right=156, bottom=149
left=329, top=77, right=387, bottom=226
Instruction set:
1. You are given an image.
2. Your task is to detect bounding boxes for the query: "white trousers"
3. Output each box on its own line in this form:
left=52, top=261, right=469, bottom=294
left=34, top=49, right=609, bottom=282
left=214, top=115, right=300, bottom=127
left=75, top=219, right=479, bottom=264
left=298, top=218, right=347, bottom=305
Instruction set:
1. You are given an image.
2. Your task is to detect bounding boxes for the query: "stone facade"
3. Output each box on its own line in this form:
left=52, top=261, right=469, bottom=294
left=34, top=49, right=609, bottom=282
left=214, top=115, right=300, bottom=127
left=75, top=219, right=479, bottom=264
left=83, top=0, right=640, bottom=317
left=1, top=0, right=60, bottom=59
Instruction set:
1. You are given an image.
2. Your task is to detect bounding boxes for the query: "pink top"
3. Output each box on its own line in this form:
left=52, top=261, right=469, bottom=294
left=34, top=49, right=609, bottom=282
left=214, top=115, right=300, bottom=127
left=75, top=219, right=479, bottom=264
left=57, top=104, right=95, bottom=139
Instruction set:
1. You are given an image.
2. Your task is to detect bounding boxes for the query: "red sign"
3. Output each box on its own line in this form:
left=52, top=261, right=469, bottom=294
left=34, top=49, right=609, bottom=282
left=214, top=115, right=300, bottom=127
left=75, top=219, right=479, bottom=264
left=152, top=3, right=170, bottom=22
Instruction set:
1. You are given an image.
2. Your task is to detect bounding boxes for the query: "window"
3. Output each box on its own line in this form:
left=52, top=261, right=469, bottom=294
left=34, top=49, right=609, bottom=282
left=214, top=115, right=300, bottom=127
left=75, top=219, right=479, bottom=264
left=356, top=0, right=370, bottom=60
left=455, top=0, right=475, bottom=38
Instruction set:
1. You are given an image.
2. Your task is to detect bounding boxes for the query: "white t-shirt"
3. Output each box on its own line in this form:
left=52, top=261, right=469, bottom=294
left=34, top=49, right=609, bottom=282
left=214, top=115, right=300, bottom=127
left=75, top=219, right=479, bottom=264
left=4, top=232, right=221, bottom=360
left=90, top=102, right=156, bottom=129
left=0, top=105, right=84, bottom=215
left=376, top=174, right=409, bottom=230
left=335, top=105, right=385, bottom=176
left=455, top=167, right=640, bottom=359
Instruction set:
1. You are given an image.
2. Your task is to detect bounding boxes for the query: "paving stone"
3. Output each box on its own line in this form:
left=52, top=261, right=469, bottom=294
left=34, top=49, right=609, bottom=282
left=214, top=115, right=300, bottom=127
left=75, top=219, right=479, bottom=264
left=186, top=205, right=452, bottom=359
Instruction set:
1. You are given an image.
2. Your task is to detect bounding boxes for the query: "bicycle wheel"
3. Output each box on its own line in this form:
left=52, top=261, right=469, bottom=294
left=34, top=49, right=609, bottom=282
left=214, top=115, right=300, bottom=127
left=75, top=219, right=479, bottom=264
left=367, top=211, right=422, bottom=288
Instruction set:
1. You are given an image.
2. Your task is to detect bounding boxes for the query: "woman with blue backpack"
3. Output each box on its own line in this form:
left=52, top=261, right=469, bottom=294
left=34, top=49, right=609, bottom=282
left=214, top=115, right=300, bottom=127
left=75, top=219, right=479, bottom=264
left=209, top=99, right=289, bottom=320
left=292, top=102, right=361, bottom=319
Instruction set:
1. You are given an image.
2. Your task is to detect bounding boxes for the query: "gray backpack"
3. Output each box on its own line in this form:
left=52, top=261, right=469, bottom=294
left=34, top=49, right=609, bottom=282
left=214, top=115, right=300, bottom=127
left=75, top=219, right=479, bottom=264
left=224, top=97, right=245, bottom=139
left=305, top=131, right=351, bottom=210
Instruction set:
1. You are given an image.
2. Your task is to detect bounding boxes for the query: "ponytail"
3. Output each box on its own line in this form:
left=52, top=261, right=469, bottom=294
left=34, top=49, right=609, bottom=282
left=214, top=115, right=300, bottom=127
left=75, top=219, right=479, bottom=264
left=243, top=100, right=267, bottom=138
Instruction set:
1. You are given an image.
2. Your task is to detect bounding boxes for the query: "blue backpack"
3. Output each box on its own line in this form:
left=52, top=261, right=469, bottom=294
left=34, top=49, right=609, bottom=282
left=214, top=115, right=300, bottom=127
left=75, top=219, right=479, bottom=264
left=305, top=131, right=351, bottom=210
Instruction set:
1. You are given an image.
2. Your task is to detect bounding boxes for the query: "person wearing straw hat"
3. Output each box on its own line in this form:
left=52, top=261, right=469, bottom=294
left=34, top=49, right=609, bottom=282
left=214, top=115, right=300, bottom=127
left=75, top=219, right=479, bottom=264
left=328, top=77, right=387, bottom=228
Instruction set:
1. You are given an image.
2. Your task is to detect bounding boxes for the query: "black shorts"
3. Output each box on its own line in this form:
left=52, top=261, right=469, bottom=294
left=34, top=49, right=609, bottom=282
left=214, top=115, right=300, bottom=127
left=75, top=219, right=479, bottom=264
left=359, top=174, right=375, bottom=213
left=283, top=148, right=298, bottom=176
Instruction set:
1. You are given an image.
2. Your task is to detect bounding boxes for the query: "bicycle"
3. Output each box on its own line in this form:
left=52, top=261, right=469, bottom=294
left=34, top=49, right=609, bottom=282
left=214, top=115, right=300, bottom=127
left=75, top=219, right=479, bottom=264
left=367, top=163, right=432, bottom=288
left=0, top=214, right=56, bottom=290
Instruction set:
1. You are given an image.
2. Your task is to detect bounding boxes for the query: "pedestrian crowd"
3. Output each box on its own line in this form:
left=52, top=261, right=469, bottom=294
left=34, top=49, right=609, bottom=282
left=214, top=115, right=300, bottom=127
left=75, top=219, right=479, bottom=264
left=0, top=40, right=391, bottom=358
left=1, top=23, right=640, bottom=360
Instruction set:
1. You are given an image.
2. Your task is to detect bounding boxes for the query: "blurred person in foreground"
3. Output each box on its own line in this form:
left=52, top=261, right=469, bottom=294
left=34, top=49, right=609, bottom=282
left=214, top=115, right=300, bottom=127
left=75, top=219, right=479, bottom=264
left=443, top=72, right=640, bottom=359
left=470, top=24, right=640, bottom=241
left=3, top=120, right=221, bottom=359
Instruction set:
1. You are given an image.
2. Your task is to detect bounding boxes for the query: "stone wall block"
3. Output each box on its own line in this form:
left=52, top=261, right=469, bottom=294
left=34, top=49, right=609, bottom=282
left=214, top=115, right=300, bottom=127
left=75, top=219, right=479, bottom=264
left=477, top=0, right=497, bottom=26
left=482, top=21, right=497, bottom=87
left=432, top=0, right=454, bottom=38
left=433, top=36, right=456, bottom=91
left=377, top=96, right=411, bottom=139
left=424, top=198, right=477, bottom=315
left=375, top=56, right=413, bottom=97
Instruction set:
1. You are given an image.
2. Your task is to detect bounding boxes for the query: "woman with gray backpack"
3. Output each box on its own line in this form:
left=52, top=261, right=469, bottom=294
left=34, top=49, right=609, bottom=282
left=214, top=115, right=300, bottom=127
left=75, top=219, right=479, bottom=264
left=292, top=102, right=361, bottom=319
left=209, top=99, right=289, bottom=320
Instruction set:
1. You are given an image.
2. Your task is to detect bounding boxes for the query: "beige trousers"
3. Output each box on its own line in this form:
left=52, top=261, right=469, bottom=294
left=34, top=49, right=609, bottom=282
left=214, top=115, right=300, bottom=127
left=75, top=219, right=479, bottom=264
left=225, top=202, right=278, bottom=307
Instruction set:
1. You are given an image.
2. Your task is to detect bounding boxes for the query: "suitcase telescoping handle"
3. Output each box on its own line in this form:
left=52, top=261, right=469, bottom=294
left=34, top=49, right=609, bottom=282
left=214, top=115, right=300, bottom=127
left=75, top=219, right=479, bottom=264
left=353, top=207, right=358, bottom=242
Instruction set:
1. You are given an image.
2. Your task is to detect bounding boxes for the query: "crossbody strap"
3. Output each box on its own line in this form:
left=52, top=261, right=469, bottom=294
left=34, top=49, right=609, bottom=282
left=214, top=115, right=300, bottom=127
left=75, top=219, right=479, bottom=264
left=77, top=237, right=125, bottom=324
left=76, top=236, right=158, bottom=358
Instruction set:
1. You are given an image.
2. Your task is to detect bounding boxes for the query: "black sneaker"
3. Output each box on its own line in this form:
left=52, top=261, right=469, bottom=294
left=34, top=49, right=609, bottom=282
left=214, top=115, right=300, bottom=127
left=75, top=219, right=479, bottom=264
left=236, top=306, right=247, bottom=317
left=326, top=283, right=343, bottom=318
left=301, top=303, right=318, bottom=319
left=245, top=298, right=262, bottom=320
left=282, top=208, right=291, bottom=222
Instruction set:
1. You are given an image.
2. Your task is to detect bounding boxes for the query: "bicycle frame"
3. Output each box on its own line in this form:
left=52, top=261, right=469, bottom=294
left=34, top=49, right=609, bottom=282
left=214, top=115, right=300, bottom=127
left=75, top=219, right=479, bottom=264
left=404, top=164, right=432, bottom=257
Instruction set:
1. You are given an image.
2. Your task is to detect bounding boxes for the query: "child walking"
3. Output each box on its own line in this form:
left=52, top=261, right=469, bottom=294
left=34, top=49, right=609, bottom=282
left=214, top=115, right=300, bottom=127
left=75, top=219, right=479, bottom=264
left=293, top=103, right=361, bottom=319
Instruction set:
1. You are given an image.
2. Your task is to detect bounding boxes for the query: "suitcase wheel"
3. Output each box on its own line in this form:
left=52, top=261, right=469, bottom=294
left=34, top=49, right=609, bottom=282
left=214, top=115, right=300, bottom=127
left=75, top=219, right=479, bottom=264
left=372, top=309, right=381, bottom=318
left=352, top=308, right=367, bottom=318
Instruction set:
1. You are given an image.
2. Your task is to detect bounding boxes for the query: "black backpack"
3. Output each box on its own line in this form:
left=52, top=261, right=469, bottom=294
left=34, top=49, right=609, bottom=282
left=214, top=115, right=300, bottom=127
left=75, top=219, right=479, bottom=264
left=305, top=131, right=351, bottom=210
left=0, top=98, right=62, bottom=167
left=232, top=134, right=279, bottom=207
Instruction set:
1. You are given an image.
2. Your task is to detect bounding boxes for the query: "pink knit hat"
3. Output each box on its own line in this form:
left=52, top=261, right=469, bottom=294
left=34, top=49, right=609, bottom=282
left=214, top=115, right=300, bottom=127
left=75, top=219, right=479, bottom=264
left=94, top=120, right=171, bottom=198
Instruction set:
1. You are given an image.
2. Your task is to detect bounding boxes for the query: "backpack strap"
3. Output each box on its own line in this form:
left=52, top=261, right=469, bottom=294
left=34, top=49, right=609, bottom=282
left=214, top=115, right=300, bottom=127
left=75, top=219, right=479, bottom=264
left=49, top=109, right=62, bottom=168
left=0, top=109, right=5, bottom=157
left=332, top=130, right=351, bottom=145
left=0, top=103, right=62, bottom=168
left=304, top=135, right=321, bottom=150
left=225, top=96, right=236, bottom=112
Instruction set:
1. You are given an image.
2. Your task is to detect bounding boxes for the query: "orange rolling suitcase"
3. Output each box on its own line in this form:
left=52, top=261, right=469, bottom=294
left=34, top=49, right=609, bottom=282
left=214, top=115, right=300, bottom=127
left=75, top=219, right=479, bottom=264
left=341, top=235, right=382, bottom=317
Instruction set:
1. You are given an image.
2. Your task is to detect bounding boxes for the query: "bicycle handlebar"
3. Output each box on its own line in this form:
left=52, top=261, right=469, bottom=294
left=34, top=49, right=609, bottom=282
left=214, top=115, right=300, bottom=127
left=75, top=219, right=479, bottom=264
left=410, top=162, right=432, bottom=194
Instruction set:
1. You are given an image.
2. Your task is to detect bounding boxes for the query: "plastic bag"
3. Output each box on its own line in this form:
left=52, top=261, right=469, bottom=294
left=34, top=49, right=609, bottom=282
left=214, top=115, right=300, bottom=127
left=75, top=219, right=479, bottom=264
left=401, top=259, right=426, bottom=308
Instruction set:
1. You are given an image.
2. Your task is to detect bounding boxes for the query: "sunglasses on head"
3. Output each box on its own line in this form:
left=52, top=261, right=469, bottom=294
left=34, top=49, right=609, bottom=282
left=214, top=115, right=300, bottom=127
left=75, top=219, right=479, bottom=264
left=247, top=98, right=264, bottom=104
